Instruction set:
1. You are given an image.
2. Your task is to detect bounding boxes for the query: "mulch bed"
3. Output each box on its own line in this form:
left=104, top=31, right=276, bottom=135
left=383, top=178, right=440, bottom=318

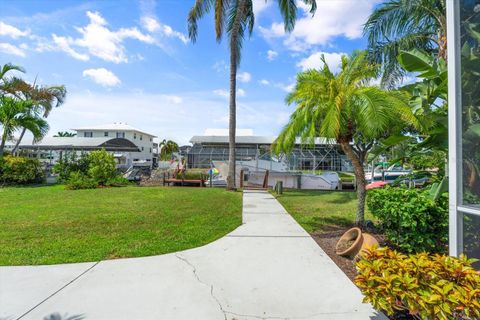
left=310, top=226, right=385, bottom=282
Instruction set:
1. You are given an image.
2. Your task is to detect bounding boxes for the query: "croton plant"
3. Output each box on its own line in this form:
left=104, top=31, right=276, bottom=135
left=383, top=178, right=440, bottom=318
left=355, top=247, right=480, bottom=319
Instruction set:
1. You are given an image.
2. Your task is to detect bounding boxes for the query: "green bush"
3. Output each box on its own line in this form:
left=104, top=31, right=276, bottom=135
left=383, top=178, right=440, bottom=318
left=367, top=187, right=448, bottom=253
left=65, top=171, right=97, bottom=190
left=53, top=152, right=91, bottom=182
left=0, top=156, right=45, bottom=185
left=176, top=170, right=207, bottom=180
left=87, top=150, right=117, bottom=185
left=106, top=176, right=131, bottom=187
left=356, top=247, right=480, bottom=320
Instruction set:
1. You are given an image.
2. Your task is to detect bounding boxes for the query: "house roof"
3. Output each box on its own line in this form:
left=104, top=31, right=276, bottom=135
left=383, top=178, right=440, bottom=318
left=72, top=123, right=157, bottom=137
left=18, top=137, right=141, bottom=152
left=189, top=135, right=337, bottom=145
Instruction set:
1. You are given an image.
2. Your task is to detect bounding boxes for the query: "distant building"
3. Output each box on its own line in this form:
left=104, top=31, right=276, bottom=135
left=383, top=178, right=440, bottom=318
left=186, top=129, right=351, bottom=172
left=16, top=123, right=157, bottom=168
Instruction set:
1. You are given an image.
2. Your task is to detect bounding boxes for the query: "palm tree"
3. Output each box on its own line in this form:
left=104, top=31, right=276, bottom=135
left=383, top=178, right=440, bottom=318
left=0, top=63, right=25, bottom=94
left=159, top=139, right=179, bottom=161
left=363, top=0, right=446, bottom=87
left=188, top=0, right=317, bottom=190
left=54, top=131, right=76, bottom=137
left=6, top=79, right=66, bottom=154
left=274, top=51, right=418, bottom=225
left=0, top=96, right=49, bottom=157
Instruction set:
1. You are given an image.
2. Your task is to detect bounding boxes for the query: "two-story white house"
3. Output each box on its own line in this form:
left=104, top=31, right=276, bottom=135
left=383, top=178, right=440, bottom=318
left=16, top=123, right=157, bottom=169
left=73, top=123, right=156, bottom=167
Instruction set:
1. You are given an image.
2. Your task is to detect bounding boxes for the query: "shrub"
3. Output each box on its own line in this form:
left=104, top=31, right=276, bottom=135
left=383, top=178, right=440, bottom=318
left=176, top=170, right=207, bottom=180
left=53, top=152, right=91, bottom=182
left=106, top=176, right=131, bottom=187
left=367, top=187, right=448, bottom=253
left=355, top=247, right=480, bottom=320
left=0, top=156, right=45, bottom=185
left=65, top=171, right=97, bottom=190
left=87, top=150, right=117, bottom=185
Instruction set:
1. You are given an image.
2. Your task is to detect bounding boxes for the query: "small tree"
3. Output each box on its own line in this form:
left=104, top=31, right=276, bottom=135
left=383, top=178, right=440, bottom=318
left=159, top=139, right=179, bottom=161
left=275, top=51, right=418, bottom=225
left=87, top=149, right=117, bottom=185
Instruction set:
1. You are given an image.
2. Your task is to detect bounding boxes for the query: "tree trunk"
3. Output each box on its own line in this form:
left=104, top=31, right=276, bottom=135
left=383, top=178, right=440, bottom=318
left=0, top=129, right=8, bottom=157
left=340, top=142, right=367, bottom=226
left=11, top=127, right=26, bottom=155
left=226, top=1, right=245, bottom=191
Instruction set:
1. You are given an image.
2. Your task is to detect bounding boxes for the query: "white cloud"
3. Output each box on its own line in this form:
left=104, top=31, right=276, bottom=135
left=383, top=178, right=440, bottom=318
left=267, top=50, right=278, bottom=61
left=213, top=60, right=228, bottom=73
left=52, top=11, right=155, bottom=63
left=141, top=16, right=160, bottom=32
left=282, top=83, right=295, bottom=93
left=259, top=79, right=270, bottom=85
left=141, top=15, right=188, bottom=44
left=82, top=68, right=121, bottom=87
left=253, top=0, right=272, bottom=16
left=297, top=51, right=346, bottom=73
left=260, top=0, right=381, bottom=51
left=237, top=71, right=251, bottom=83
left=0, top=42, right=26, bottom=57
left=52, top=34, right=89, bottom=61
left=0, top=21, right=30, bottom=38
left=237, top=88, right=246, bottom=97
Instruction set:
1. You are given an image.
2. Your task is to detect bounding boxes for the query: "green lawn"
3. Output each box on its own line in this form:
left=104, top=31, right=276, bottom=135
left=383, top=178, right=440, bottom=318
left=275, top=190, right=372, bottom=233
left=0, top=185, right=242, bottom=265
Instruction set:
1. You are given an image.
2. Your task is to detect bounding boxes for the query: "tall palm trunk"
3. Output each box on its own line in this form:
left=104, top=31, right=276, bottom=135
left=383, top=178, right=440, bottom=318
left=0, top=128, right=8, bottom=157
left=227, top=49, right=237, bottom=190
left=340, top=142, right=367, bottom=226
left=11, top=126, right=26, bottom=155
left=226, top=0, right=246, bottom=191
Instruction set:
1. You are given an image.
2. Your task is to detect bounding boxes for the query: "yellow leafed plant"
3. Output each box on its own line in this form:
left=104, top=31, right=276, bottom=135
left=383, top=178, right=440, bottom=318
left=355, top=247, right=480, bottom=319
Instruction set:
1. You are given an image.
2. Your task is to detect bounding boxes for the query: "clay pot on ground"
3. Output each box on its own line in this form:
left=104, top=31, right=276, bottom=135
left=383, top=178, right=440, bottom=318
left=335, top=227, right=363, bottom=258
left=335, top=227, right=379, bottom=260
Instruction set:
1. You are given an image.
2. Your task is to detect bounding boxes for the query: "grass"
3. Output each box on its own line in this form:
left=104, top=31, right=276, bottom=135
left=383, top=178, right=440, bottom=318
left=274, top=190, right=372, bottom=233
left=0, top=185, right=242, bottom=265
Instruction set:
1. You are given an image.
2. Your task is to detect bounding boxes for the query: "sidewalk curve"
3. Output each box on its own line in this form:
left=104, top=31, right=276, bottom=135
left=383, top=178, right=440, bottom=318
left=0, top=190, right=386, bottom=320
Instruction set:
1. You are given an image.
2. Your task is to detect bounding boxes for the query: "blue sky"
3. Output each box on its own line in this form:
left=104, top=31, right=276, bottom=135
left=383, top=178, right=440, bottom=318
left=0, top=0, right=381, bottom=145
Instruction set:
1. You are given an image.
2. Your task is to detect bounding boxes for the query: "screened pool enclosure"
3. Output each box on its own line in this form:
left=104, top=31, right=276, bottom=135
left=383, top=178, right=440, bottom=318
left=447, top=0, right=480, bottom=267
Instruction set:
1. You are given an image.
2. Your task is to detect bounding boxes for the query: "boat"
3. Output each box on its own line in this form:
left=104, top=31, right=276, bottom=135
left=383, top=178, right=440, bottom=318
left=365, top=164, right=412, bottom=184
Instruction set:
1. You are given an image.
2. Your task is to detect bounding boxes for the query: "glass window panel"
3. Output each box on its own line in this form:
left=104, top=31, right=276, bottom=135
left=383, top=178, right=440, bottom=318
left=463, top=212, right=480, bottom=269
left=461, top=0, right=480, bottom=207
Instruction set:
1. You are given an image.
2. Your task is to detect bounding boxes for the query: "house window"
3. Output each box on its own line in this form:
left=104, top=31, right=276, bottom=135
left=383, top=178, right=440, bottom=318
left=149, top=148, right=152, bottom=153
left=150, top=138, right=152, bottom=142
left=116, top=132, right=125, bottom=138
left=140, top=135, right=143, bottom=141
left=134, top=133, right=137, bottom=139
left=104, top=132, right=109, bottom=137
left=84, top=132, right=93, bottom=138
left=141, top=147, right=144, bottom=151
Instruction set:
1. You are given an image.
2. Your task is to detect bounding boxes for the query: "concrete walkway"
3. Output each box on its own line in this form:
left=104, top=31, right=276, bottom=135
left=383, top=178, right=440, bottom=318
left=1, top=190, right=385, bottom=320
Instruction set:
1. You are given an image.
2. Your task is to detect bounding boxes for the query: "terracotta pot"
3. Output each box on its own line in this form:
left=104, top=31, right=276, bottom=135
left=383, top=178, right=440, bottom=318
left=335, top=227, right=363, bottom=258
left=354, top=233, right=380, bottom=262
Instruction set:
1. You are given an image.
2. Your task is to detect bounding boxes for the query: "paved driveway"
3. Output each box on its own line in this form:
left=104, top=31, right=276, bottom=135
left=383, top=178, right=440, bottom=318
left=1, top=190, right=385, bottom=320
